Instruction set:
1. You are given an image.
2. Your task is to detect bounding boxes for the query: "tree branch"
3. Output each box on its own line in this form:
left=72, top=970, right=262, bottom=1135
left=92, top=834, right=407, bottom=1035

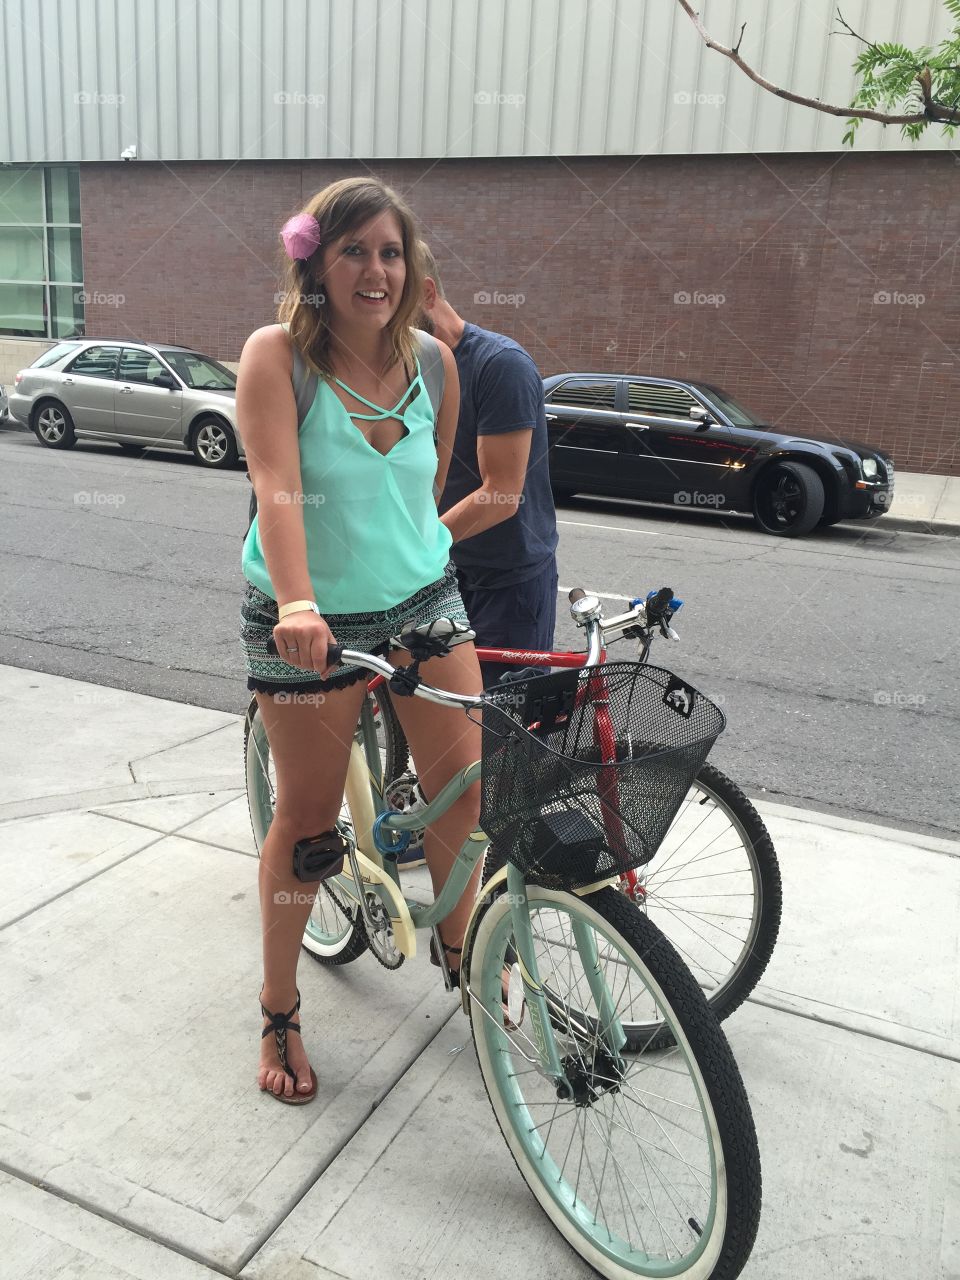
left=675, top=0, right=926, bottom=126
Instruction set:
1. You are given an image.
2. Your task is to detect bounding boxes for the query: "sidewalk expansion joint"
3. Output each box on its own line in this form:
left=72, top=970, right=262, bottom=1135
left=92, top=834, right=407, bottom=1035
left=0, top=1157, right=237, bottom=1279
left=749, top=993, right=960, bottom=1064
left=233, top=1000, right=463, bottom=1275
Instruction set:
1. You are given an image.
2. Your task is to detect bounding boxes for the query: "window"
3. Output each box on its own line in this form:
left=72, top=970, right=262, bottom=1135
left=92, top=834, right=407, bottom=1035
left=119, top=348, right=167, bottom=384
left=31, top=341, right=82, bottom=368
left=548, top=379, right=616, bottom=411
left=627, top=382, right=698, bottom=418
left=157, top=350, right=236, bottom=390
left=66, top=346, right=120, bottom=379
left=0, top=167, right=84, bottom=339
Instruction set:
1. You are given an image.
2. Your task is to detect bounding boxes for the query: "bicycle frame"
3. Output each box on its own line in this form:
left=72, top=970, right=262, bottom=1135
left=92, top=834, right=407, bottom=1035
left=323, top=690, right=627, bottom=1094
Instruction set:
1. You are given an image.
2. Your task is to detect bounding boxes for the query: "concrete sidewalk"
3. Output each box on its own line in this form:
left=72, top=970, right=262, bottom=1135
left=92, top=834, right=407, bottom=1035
left=0, top=663, right=957, bottom=1280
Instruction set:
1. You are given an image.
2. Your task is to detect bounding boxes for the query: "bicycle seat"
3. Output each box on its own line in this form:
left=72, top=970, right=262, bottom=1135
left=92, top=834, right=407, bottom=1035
left=392, top=616, right=476, bottom=661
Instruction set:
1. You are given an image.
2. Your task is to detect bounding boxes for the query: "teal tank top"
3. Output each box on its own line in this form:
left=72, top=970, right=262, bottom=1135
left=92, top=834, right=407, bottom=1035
left=241, top=356, right=453, bottom=613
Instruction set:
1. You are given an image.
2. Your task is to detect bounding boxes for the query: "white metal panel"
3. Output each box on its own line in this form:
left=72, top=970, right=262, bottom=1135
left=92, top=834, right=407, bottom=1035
left=0, top=0, right=955, bottom=163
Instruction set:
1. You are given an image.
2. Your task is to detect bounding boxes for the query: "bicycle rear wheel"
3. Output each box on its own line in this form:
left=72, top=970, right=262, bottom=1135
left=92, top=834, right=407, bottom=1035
left=467, top=884, right=761, bottom=1279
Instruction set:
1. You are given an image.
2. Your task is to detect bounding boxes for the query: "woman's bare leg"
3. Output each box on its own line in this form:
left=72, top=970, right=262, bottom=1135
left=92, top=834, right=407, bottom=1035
left=255, top=681, right=367, bottom=1097
left=388, top=642, right=484, bottom=961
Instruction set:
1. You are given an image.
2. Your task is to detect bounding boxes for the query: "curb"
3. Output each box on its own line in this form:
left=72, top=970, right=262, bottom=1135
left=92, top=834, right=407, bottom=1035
left=837, top=514, right=960, bottom=538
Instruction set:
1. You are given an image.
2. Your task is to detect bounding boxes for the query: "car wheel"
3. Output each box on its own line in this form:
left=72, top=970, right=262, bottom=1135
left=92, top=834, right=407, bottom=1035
left=191, top=417, right=238, bottom=468
left=753, top=461, right=825, bottom=537
left=32, top=401, right=77, bottom=449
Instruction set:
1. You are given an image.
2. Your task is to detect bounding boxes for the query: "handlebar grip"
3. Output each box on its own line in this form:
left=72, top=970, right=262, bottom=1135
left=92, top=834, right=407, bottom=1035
left=265, top=634, right=344, bottom=666
left=568, top=587, right=587, bottom=603
left=645, top=587, right=674, bottom=620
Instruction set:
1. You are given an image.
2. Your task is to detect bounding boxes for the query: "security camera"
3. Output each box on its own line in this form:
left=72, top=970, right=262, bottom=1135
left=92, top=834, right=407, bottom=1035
left=120, top=144, right=137, bottom=161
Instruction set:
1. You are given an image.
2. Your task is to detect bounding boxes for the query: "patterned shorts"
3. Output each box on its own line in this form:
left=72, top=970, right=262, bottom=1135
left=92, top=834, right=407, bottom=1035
left=239, top=562, right=470, bottom=695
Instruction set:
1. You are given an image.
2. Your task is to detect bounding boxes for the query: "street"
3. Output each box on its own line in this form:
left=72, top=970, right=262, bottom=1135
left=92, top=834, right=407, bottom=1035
left=1, top=423, right=958, bottom=838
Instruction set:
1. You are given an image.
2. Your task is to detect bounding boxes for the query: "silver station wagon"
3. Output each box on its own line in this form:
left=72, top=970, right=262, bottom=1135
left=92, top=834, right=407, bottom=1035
left=7, top=339, right=243, bottom=468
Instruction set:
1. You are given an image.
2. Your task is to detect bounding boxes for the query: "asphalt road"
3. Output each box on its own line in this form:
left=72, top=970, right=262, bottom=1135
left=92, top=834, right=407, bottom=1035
left=2, top=421, right=958, bottom=838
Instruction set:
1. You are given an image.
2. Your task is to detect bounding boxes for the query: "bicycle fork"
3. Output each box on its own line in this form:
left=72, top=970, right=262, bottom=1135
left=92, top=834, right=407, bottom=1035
left=504, top=864, right=628, bottom=1099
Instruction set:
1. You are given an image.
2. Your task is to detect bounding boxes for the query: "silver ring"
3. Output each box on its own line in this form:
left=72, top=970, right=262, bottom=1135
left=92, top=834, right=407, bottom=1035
left=285, top=644, right=299, bottom=653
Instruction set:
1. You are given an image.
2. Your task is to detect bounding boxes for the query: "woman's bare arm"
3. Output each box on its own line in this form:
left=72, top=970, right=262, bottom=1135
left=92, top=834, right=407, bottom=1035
left=236, top=325, right=315, bottom=605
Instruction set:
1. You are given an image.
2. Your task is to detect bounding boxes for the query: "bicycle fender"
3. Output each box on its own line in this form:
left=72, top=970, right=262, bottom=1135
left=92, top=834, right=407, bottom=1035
left=458, top=866, right=621, bottom=1012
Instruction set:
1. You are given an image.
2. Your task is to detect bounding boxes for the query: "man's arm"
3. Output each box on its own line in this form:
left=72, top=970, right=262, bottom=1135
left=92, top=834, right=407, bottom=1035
left=440, top=347, right=540, bottom=543
left=441, top=427, right=532, bottom=542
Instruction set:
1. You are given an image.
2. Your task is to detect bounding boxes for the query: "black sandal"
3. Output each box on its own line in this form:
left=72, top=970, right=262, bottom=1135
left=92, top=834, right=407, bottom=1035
left=259, top=988, right=318, bottom=1105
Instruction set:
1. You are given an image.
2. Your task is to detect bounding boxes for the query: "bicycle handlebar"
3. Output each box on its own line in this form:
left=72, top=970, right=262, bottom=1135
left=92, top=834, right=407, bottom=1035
left=265, top=633, right=484, bottom=709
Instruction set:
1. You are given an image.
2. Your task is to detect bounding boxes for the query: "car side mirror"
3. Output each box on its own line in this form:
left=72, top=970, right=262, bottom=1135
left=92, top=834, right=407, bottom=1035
left=152, top=372, right=177, bottom=389
left=689, top=406, right=715, bottom=429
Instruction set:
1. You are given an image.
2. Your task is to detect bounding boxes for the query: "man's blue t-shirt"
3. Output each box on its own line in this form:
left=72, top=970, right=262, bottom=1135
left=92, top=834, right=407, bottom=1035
left=439, top=322, right=559, bottom=590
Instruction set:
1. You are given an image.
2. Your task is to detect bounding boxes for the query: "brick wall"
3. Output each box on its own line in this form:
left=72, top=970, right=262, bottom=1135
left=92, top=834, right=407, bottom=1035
left=72, top=152, right=960, bottom=476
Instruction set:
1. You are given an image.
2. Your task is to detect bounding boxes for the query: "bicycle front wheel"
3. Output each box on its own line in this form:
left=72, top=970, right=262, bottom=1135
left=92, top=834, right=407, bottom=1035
left=467, top=884, right=761, bottom=1280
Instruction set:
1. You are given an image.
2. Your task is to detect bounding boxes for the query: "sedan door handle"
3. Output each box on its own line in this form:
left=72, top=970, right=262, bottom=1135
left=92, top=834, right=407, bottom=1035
left=62, top=376, right=74, bottom=384
left=546, top=413, right=558, bottom=421
left=626, top=421, right=649, bottom=431
left=118, top=385, right=134, bottom=393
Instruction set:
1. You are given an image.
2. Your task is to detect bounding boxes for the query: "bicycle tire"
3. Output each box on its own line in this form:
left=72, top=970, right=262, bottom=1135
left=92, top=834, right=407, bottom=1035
left=467, top=883, right=762, bottom=1279
left=482, top=761, right=782, bottom=1048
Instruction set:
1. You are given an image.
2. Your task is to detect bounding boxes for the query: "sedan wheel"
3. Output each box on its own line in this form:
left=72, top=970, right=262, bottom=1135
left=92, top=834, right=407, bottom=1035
left=191, top=417, right=238, bottom=468
left=33, top=402, right=77, bottom=449
left=753, top=461, right=825, bottom=537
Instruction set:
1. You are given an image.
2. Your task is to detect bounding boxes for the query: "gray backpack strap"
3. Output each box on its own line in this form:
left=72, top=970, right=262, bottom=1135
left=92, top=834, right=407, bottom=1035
left=245, top=327, right=318, bottom=538
left=414, top=328, right=445, bottom=440
left=290, top=341, right=318, bottom=428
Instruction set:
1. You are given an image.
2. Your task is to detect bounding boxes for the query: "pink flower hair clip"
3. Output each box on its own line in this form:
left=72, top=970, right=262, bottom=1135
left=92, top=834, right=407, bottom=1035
left=281, top=211, right=323, bottom=261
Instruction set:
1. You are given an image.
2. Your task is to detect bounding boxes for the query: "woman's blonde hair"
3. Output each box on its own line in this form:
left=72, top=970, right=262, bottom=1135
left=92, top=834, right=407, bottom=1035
left=276, top=177, right=425, bottom=380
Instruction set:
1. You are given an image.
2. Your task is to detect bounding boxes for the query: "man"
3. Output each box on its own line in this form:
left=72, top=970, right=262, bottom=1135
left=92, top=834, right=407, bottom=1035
left=418, top=241, right=559, bottom=687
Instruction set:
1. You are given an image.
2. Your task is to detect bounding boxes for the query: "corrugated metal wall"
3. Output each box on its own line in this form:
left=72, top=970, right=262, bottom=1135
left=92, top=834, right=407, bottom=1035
left=0, top=0, right=954, bottom=162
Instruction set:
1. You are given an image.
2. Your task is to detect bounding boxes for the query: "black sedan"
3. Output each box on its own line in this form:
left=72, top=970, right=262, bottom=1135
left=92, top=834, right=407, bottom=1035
left=543, top=373, right=894, bottom=536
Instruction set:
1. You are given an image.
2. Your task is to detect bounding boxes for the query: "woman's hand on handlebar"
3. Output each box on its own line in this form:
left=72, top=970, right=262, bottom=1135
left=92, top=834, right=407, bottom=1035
left=272, top=612, right=339, bottom=676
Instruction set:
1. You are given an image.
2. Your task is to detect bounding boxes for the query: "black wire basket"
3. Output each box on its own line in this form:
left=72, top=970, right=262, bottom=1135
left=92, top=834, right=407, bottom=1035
left=479, top=661, right=726, bottom=891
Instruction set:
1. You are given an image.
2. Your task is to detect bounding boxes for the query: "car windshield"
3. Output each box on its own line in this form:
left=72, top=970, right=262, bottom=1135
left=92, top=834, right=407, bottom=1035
left=698, top=384, right=765, bottom=427
left=158, top=350, right=236, bottom=390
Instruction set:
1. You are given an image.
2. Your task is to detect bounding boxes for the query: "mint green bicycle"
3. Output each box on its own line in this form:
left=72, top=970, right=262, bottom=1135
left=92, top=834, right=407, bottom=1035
left=245, top=621, right=762, bottom=1279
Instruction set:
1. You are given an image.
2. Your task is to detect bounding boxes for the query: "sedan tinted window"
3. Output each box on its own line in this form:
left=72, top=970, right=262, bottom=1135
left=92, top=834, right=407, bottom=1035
left=119, top=348, right=167, bottom=384
left=548, top=379, right=616, bottom=410
left=65, top=345, right=120, bottom=379
left=627, top=382, right=697, bottom=417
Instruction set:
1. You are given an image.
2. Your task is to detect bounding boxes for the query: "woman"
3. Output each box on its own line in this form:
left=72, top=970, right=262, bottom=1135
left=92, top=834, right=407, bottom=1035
left=237, top=177, right=483, bottom=1104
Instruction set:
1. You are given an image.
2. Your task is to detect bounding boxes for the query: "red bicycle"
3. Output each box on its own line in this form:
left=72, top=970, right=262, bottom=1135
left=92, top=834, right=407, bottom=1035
left=246, top=584, right=782, bottom=1041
